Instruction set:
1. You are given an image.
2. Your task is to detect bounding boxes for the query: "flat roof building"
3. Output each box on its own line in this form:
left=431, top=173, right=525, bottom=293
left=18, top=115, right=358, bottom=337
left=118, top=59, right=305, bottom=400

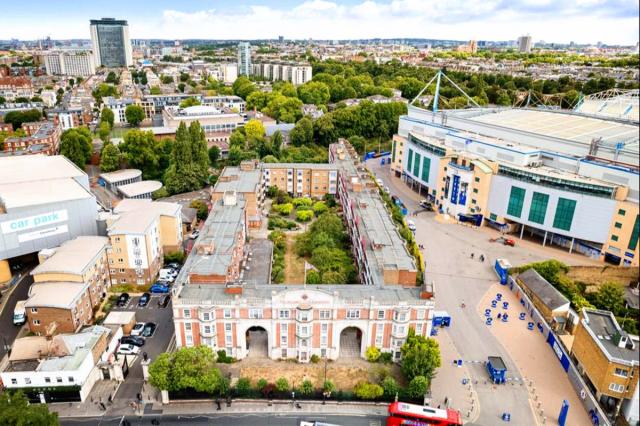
left=90, top=18, right=132, bottom=68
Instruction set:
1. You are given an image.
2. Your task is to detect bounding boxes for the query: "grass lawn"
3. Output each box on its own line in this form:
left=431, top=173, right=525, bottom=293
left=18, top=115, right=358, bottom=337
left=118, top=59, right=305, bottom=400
left=284, top=233, right=305, bottom=284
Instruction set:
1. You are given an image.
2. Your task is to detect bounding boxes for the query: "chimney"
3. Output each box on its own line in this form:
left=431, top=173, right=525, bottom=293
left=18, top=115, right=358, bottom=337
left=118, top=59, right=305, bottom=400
left=420, top=281, right=435, bottom=300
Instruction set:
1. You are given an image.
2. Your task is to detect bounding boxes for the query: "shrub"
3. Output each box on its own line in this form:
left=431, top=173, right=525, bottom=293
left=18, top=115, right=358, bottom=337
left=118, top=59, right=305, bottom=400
left=374, top=365, right=391, bottom=382
left=323, top=380, right=336, bottom=393
left=273, top=203, right=294, bottom=216
left=312, top=201, right=329, bottom=216
left=216, top=350, right=235, bottom=364
left=381, top=376, right=399, bottom=397
left=296, top=210, right=314, bottom=222
left=261, top=383, right=276, bottom=397
left=164, top=251, right=185, bottom=264
left=256, top=378, right=268, bottom=391
left=292, top=197, right=312, bottom=207
left=407, top=376, right=429, bottom=398
left=353, top=381, right=384, bottom=400
left=366, top=346, right=381, bottom=362
left=235, top=377, right=252, bottom=397
left=379, top=352, right=393, bottom=364
left=275, top=377, right=290, bottom=393
left=310, top=354, right=320, bottom=364
left=300, top=379, right=314, bottom=395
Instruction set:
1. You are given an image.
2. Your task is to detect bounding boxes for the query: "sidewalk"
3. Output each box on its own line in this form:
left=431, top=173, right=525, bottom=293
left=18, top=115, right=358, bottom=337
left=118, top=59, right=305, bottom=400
left=52, top=397, right=389, bottom=418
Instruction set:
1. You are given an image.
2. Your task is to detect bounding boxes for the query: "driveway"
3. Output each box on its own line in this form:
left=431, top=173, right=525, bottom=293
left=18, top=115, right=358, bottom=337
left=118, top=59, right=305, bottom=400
left=0, top=271, right=34, bottom=358
left=243, top=239, right=273, bottom=285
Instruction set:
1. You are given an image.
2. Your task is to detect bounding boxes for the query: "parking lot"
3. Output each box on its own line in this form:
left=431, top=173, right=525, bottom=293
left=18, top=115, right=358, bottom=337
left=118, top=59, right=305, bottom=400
left=366, top=159, right=598, bottom=425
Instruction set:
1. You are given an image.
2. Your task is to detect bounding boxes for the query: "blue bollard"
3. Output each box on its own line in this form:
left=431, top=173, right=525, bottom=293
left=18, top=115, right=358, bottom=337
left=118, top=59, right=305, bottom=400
left=491, top=300, right=498, bottom=308
left=496, top=293, right=502, bottom=301
left=527, top=322, right=534, bottom=330
left=502, top=314, right=509, bottom=322
left=502, top=412, right=511, bottom=421
left=485, top=309, right=492, bottom=317
left=486, top=317, right=493, bottom=326
left=503, top=301, right=509, bottom=310
left=519, top=312, right=526, bottom=320
left=457, top=359, right=462, bottom=367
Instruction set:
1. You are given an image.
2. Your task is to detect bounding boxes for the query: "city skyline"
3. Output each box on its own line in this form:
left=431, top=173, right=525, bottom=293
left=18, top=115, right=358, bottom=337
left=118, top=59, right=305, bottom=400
left=1, top=0, right=638, bottom=45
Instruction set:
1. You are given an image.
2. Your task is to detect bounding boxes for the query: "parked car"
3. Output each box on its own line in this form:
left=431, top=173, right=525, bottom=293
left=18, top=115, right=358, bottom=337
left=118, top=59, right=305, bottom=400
left=150, top=283, right=170, bottom=294
left=159, top=269, right=177, bottom=282
left=384, top=186, right=390, bottom=194
left=166, top=262, right=181, bottom=270
left=131, top=322, right=146, bottom=336
left=116, top=293, right=130, bottom=307
left=120, top=335, right=145, bottom=347
left=419, top=199, right=433, bottom=210
left=117, top=343, right=140, bottom=355
left=407, top=220, right=417, bottom=232
left=158, top=294, right=171, bottom=308
left=189, top=230, right=200, bottom=239
left=375, top=178, right=384, bottom=187
left=141, top=322, right=157, bottom=338
left=138, top=293, right=151, bottom=307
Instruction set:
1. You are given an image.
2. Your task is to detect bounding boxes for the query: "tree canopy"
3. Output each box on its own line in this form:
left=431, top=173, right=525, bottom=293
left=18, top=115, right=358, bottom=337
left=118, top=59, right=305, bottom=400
left=149, top=346, right=226, bottom=395
left=163, top=121, right=210, bottom=194
left=400, top=329, right=441, bottom=382
left=0, top=391, right=58, bottom=426
left=125, top=105, right=145, bottom=127
left=179, top=97, right=201, bottom=108
left=3, top=109, right=42, bottom=129
left=100, top=107, right=114, bottom=128
left=100, top=142, right=121, bottom=172
left=59, top=127, right=93, bottom=169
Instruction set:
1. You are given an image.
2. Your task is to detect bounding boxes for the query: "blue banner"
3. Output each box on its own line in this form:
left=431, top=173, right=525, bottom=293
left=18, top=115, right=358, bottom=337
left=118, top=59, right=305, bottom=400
left=451, top=175, right=460, bottom=205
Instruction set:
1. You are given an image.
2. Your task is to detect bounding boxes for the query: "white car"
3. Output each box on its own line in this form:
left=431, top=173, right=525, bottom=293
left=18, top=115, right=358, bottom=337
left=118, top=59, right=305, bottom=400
left=407, top=220, right=417, bottom=232
left=189, top=230, right=200, bottom=239
left=131, top=322, right=146, bottom=336
left=117, top=343, right=140, bottom=355
left=376, top=178, right=384, bottom=187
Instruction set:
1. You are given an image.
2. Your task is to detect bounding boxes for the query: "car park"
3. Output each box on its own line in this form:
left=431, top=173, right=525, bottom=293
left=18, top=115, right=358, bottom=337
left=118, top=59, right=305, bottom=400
left=142, top=322, right=157, bottom=337
left=117, top=343, right=140, bottom=355
left=158, top=294, right=171, bottom=308
left=116, top=293, right=130, bottom=307
left=150, top=283, right=170, bottom=294
left=120, top=335, right=145, bottom=347
left=131, top=322, right=146, bottom=336
left=138, top=292, right=151, bottom=307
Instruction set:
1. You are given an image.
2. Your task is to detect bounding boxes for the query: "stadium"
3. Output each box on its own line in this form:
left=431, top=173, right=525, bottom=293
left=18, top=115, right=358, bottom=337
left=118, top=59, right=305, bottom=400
left=391, top=84, right=639, bottom=266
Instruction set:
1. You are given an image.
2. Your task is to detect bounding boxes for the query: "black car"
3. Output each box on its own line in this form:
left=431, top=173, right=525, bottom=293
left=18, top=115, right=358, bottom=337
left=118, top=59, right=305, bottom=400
left=117, top=293, right=130, bottom=307
left=120, top=335, right=145, bottom=347
left=158, top=294, right=171, bottom=308
left=141, top=322, right=156, bottom=337
left=138, top=293, right=151, bottom=307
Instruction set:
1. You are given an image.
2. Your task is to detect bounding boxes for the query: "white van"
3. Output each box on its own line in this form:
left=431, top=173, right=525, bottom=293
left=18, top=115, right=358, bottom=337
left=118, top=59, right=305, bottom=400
left=13, top=300, right=27, bottom=325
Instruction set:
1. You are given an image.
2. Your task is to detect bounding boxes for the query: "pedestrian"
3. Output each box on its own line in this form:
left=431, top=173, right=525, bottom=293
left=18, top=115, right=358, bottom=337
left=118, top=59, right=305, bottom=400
left=470, top=253, right=474, bottom=259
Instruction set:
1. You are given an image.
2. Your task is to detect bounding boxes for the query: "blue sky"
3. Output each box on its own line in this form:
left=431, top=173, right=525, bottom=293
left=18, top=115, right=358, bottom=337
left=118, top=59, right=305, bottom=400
left=1, top=0, right=638, bottom=44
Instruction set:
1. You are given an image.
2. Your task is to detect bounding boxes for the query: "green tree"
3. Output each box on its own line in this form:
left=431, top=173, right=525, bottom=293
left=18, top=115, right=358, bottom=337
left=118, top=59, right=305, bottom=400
left=149, top=346, right=225, bottom=394
left=594, top=282, right=626, bottom=315
left=100, top=107, right=114, bottom=128
left=366, top=346, right=381, bottom=362
left=313, top=114, right=336, bottom=146
left=190, top=199, right=209, bottom=220
left=348, top=135, right=366, bottom=154
left=150, top=86, right=162, bottom=95
left=164, top=122, right=209, bottom=194
left=179, top=97, right=201, bottom=108
left=353, top=381, right=383, bottom=400
left=60, top=127, right=93, bottom=168
left=275, top=377, right=290, bottom=392
left=271, top=130, right=283, bottom=154
left=178, top=83, right=186, bottom=93
left=100, top=142, right=121, bottom=172
left=0, top=391, right=58, bottom=425
left=300, top=379, right=314, bottom=395
left=208, top=145, right=220, bottom=166
left=232, top=76, right=257, bottom=99
left=125, top=105, right=145, bottom=126
left=161, top=75, right=174, bottom=84
left=98, top=121, right=111, bottom=143
left=297, top=81, right=331, bottom=105
left=148, top=352, right=173, bottom=391
left=381, top=376, right=399, bottom=398
left=290, top=116, right=314, bottom=147
left=119, top=130, right=160, bottom=178
left=92, top=83, right=118, bottom=103
left=229, top=129, right=246, bottom=149
left=245, top=119, right=266, bottom=141
left=235, top=377, right=252, bottom=397
left=105, top=71, right=119, bottom=84
left=400, top=329, right=441, bottom=381
left=407, top=376, right=429, bottom=399
left=3, top=109, right=42, bottom=129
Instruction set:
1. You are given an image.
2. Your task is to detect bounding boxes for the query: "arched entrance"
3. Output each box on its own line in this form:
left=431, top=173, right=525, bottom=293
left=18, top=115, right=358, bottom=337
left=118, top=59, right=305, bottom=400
left=339, top=326, right=363, bottom=358
left=246, top=326, right=268, bottom=358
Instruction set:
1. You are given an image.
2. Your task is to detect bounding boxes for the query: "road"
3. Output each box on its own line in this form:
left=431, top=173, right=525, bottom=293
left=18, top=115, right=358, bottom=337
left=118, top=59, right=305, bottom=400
left=60, top=413, right=385, bottom=426
left=0, top=271, right=33, bottom=358
left=367, top=159, right=556, bottom=426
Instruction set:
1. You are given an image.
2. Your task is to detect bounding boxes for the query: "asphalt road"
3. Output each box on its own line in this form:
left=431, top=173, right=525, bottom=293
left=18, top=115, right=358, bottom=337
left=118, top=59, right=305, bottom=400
left=0, top=271, right=34, bottom=358
left=60, top=413, right=385, bottom=426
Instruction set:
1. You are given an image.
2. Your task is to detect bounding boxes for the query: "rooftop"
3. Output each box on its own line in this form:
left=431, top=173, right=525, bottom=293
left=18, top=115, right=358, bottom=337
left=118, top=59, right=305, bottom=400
left=26, top=281, right=87, bottom=310
left=262, top=162, right=338, bottom=170
left=99, top=169, right=141, bottom=184
left=0, top=178, right=93, bottom=210
left=213, top=166, right=261, bottom=194
left=31, top=236, right=109, bottom=276
left=117, top=180, right=163, bottom=198
left=0, top=155, right=84, bottom=184
left=517, top=268, right=570, bottom=311
left=107, top=208, right=158, bottom=235
left=581, top=308, right=639, bottom=365
left=114, top=199, right=181, bottom=218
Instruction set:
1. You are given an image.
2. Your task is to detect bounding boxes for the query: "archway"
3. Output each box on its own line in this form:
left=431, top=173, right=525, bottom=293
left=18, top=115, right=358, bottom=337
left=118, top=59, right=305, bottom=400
left=246, top=326, right=268, bottom=358
left=339, top=326, right=363, bottom=358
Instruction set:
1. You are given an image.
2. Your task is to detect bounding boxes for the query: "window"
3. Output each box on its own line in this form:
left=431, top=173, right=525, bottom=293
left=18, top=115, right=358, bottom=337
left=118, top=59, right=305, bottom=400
left=375, top=326, right=384, bottom=348
left=474, top=177, right=480, bottom=183
left=68, top=377, right=74, bottom=383
left=202, top=312, right=210, bottom=321
left=183, top=309, right=191, bottom=318
left=392, top=140, right=396, bottom=162
left=281, top=349, right=287, bottom=358
left=377, top=310, right=385, bottom=320
left=25, top=378, right=31, bottom=385
left=528, top=192, right=549, bottom=225
left=279, top=309, right=290, bottom=319
left=416, top=309, right=425, bottom=320
left=507, top=186, right=526, bottom=218
left=618, top=209, right=626, bottom=216
left=614, top=222, right=623, bottom=229
left=319, top=310, right=331, bottom=320
left=346, top=309, right=360, bottom=319
left=629, top=215, right=639, bottom=251
left=393, top=311, right=407, bottom=321
left=224, top=309, right=232, bottom=319
left=407, top=149, right=413, bottom=171
left=30, top=308, right=38, bottom=313
left=185, top=323, right=192, bottom=331
left=490, top=213, right=498, bottom=221
left=203, top=325, right=212, bottom=334
left=615, top=368, right=629, bottom=378
left=472, top=188, right=478, bottom=193
left=56, top=377, right=62, bottom=383
left=11, top=378, right=17, bottom=385
left=609, top=383, right=624, bottom=393
left=186, top=335, right=193, bottom=345
left=471, top=199, right=477, bottom=205
left=421, top=156, right=431, bottom=182
left=225, top=335, right=232, bottom=345
left=416, top=323, right=423, bottom=335
left=225, top=323, right=232, bottom=332
left=553, top=198, right=577, bottom=231
left=611, top=235, right=619, bottom=242
left=33, top=319, right=41, bottom=325
left=321, top=348, right=327, bottom=358
left=413, top=153, right=421, bottom=177
left=45, top=377, right=51, bottom=383
left=249, top=309, right=263, bottom=319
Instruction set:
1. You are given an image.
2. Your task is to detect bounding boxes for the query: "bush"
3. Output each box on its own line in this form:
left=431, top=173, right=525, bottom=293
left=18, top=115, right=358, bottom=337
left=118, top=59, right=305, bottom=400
left=164, top=251, right=185, bottom=264
left=292, top=197, right=313, bottom=207
left=323, top=380, right=336, bottom=393
left=381, top=376, right=399, bottom=397
left=312, top=201, right=328, bottom=216
left=407, top=376, right=429, bottom=398
left=353, top=381, right=384, bottom=400
left=273, top=203, right=294, bottom=216
left=296, top=210, right=314, bottom=222
left=216, top=350, right=235, bottom=364
left=152, top=187, right=169, bottom=200
left=235, top=377, right=252, bottom=397
left=310, top=354, right=320, bottom=364
left=300, top=379, right=314, bottom=395
left=275, top=377, right=290, bottom=393
left=379, top=352, right=393, bottom=364
left=365, top=346, right=381, bottom=362
left=256, top=378, right=268, bottom=391
left=190, top=199, right=209, bottom=220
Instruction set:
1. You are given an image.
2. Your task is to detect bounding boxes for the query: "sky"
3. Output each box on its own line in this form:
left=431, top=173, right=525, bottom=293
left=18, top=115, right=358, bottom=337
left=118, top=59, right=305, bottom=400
left=1, top=0, right=638, bottom=45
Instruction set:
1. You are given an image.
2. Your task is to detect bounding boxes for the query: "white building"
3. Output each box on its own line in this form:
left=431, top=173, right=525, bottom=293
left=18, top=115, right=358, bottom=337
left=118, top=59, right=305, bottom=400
left=43, top=50, right=96, bottom=77
left=102, top=97, right=134, bottom=124
left=251, top=62, right=312, bottom=85
left=518, top=35, right=533, bottom=53
left=90, top=18, right=133, bottom=68
left=40, top=90, right=57, bottom=108
left=237, top=42, right=251, bottom=76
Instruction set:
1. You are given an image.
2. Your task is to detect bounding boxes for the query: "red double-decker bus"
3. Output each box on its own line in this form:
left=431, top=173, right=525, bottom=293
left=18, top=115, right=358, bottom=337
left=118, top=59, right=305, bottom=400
left=387, top=402, right=463, bottom=426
